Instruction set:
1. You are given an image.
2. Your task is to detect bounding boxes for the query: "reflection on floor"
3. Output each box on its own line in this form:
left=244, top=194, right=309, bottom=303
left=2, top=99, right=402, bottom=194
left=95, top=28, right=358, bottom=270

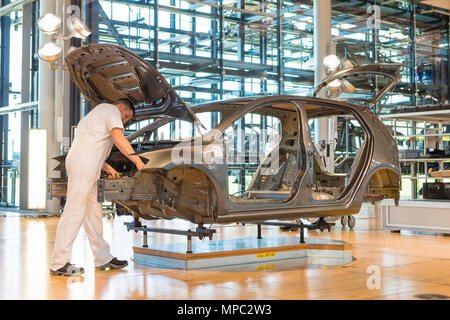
left=0, top=203, right=450, bottom=300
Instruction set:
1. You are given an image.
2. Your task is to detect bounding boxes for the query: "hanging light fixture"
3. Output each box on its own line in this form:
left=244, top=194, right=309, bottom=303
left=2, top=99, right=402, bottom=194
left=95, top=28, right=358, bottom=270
left=326, top=79, right=343, bottom=98
left=315, top=54, right=362, bottom=99
left=38, top=41, right=63, bottom=62
left=67, top=16, right=92, bottom=39
left=37, top=13, right=62, bottom=34
left=327, top=79, right=342, bottom=91
left=323, top=55, right=341, bottom=70
left=341, top=79, right=356, bottom=93
left=37, top=10, right=91, bottom=68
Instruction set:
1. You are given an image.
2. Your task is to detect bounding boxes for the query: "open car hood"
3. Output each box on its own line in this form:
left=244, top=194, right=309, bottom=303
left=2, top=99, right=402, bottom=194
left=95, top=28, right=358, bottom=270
left=65, top=43, right=199, bottom=124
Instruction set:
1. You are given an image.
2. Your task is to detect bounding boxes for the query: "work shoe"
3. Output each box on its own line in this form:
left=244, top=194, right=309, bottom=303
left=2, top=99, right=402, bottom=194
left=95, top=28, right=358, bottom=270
left=96, top=257, right=128, bottom=270
left=50, top=263, right=85, bottom=276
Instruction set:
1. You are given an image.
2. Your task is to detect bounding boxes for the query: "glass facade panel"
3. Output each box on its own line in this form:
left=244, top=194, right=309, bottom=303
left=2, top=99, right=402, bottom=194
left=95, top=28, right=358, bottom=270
left=0, top=7, right=24, bottom=207
left=88, top=0, right=450, bottom=110
left=0, top=0, right=449, bottom=207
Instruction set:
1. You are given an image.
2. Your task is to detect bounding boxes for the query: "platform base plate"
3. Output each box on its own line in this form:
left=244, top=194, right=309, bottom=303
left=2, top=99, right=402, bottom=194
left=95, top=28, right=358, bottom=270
left=133, top=236, right=353, bottom=270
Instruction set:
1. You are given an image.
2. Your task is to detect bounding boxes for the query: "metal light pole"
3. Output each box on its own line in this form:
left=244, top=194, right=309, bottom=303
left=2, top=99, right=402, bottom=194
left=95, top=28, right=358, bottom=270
left=37, top=0, right=91, bottom=214
left=38, top=0, right=59, bottom=214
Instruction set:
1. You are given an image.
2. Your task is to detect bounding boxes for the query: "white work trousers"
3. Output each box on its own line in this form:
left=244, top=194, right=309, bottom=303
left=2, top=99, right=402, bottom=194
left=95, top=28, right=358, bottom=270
left=50, top=178, right=113, bottom=271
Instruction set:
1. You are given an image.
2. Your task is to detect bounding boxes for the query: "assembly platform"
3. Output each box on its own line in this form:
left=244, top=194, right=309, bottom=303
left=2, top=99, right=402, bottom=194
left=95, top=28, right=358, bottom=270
left=133, top=236, right=353, bottom=270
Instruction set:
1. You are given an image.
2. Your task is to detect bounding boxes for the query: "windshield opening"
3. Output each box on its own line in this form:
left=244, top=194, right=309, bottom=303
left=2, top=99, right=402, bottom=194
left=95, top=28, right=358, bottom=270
left=125, top=111, right=224, bottom=143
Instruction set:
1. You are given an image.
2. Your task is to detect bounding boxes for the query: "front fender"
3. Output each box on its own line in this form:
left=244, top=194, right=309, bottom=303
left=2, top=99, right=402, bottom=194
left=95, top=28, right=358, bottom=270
left=139, top=146, right=229, bottom=216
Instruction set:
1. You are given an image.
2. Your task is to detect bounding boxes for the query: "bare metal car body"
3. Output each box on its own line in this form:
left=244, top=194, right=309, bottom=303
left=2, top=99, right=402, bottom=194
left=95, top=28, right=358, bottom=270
left=48, top=44, right=400, bottom=225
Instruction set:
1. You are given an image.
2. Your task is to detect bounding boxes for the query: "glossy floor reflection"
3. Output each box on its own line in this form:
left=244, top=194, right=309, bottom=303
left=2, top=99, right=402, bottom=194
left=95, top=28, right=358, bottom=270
left=1, top=204, right=450, bottom=300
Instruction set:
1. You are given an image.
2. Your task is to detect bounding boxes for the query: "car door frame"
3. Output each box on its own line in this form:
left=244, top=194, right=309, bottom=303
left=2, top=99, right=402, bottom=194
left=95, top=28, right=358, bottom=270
left=205, top=97, right=306, bottom=212
left=209, top=96, right=375, bottom=221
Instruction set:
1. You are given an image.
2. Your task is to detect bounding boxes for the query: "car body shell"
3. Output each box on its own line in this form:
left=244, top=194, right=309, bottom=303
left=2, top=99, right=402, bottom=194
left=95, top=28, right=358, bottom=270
left=48, top=44, right=401, bottom=225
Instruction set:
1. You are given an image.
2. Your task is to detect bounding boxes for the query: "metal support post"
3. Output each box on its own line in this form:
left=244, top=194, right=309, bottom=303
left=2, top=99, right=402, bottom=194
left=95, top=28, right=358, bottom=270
left=55, top=0, right=63, bottom=151
left=238, top=0, right=245, bottom=97
left=300, top=223, right=305, bottom=244
left=68, top=0, right=82, bottom=135
left=85, top=0, right=99, bottom=44
left=39, top=0, right=60, bottom=215
left=370, top=0, right=379, bottom=114
left=218, top=0, right=224, bottom=99
left=133, top=216, right=142, bottom=230
left=250, top=220, right=334, bottom=244
left=0, top=0, right=11, bottom=206
left=313, top=0, right=332, bottom=170
left=153, top=0, right=159, bottom=68
left=448, top=16, right=450, bottom=103
left=210, top=5, right=218, bottom=101
left=19, top=2, right=31, bottom=209
left=410, top=1, right=418, bottom=106
left=191, top=14, right=196, bottom=103
left=276, top=0, right=282, bottom=94
left=143, top=230, right=148, bottom=248
left=187, top=231, right=193, bottom=254
left=411, top=161, right=417, bottom=200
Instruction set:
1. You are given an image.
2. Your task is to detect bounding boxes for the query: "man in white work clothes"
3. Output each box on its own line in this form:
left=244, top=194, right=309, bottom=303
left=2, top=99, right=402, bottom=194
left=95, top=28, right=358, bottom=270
left=50, top=99, right=145, bottom=276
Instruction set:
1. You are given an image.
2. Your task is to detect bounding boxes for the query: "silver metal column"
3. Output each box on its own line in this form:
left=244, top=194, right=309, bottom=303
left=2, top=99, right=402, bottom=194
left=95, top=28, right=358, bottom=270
left=62, top=0, right=73, bottom=152
left=313, top=0, right=331, bottom=98
left=39, top=0, right=60, bottom=214
left=313, top=0, right=334, bottom=172
left=55, top=0, right=63, bottom=150
left=19, top=2, right=31, bottom=209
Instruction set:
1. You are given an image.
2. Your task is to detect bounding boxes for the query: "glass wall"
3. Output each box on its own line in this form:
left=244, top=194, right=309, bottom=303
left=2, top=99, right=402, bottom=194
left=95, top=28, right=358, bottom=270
left=0, top=7, right=23, bottom=207
left=90, top=0, right=316, bottom=104
left=0, top=0, right=448, bottom=207
left=0, top=1, right=38, bottom=208
left=79, top=0, right=449, bottom=111
left=330, top=1, right=449, bottom=111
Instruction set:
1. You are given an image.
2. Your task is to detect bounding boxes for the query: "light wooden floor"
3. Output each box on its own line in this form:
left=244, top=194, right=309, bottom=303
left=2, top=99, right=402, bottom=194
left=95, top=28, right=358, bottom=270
left=1, top=204, right=450, bottom=300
